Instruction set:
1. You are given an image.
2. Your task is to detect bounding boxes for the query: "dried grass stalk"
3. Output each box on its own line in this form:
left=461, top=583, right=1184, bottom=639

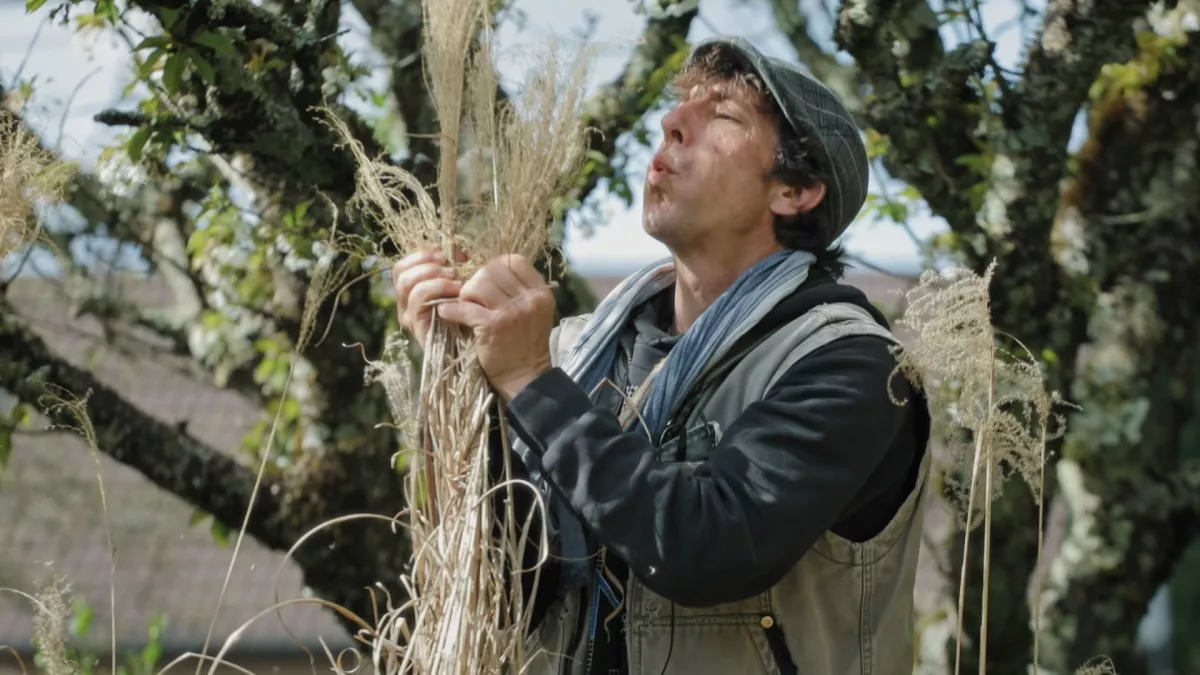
left=890, top=261, right=1069, bottom=675
left=40, top=387, right=119, bottom=675
left=0, top=112, right=74, bottom=260
left=327, top=1, right=590, bottom=672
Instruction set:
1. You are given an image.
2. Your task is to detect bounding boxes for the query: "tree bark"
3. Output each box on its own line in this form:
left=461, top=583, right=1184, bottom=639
left=1034, top=24, right=1200, bottom=671
left=833, top=1, right=1191, bottom=672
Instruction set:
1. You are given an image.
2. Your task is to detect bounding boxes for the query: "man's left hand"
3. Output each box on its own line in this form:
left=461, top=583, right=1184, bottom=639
left=436, top=254, right=556, bottom=401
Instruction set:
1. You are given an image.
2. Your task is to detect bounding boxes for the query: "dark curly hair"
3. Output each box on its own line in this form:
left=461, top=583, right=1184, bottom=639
left=670, top=46, right=847, bottom=278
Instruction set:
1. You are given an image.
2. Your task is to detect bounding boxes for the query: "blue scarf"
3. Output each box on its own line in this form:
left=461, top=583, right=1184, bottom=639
left=515, top=249, right=817, bottom=592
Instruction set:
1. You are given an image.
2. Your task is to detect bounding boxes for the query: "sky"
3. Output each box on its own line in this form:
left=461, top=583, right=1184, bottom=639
left=0, top=0, right=1047, bottom=277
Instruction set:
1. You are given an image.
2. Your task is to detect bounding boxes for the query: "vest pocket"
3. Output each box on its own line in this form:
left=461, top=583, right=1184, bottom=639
left=656, top=420, right=722, bottom=464
left=631, top=618, right=779, bottom=675
left=759, top=613, right=798, bottom=675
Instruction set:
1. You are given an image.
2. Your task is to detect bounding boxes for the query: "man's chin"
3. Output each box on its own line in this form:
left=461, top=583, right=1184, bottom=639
left=641, top=216, right=669, bottom=242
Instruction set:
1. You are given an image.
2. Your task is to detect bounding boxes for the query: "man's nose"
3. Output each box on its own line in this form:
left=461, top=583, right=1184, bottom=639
left=660, top=105, right=688, bottom=146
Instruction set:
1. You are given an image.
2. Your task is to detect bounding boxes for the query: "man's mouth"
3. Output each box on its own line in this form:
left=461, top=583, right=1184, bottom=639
left=648, top=152, right=675, bottom=184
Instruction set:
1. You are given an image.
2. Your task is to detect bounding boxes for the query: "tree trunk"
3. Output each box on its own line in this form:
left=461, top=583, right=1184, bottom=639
left=1033, top=26, right=1200, bottom=670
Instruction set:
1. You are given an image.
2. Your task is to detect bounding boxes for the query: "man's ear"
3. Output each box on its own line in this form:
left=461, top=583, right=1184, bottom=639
left=770, top=182, right=826, bottom=218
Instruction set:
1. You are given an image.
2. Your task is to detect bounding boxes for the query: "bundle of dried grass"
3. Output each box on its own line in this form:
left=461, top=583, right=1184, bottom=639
left=890, top=261, right=1070, bottom=675
left=0, top=112, right=73, bottom=261
left=327, top=1, right=590, bottom=672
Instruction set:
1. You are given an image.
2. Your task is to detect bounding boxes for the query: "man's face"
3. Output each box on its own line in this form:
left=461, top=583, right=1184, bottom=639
left=642, top=76, right=783, bottom=251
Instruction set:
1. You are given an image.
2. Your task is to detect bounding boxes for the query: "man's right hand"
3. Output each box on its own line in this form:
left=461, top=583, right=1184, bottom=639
left=391, top=250, right=462, bottom=350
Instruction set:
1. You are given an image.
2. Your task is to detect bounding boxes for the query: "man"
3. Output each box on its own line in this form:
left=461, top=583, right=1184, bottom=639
left=392, top=36, right=930, bottom=675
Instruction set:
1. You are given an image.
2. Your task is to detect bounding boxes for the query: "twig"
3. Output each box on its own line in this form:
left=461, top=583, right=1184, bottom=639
left=845, top=252, right=916, bottom=281
left=56, top=67, right=103, bottom=150
left=12, top=14, right=49, bottom=87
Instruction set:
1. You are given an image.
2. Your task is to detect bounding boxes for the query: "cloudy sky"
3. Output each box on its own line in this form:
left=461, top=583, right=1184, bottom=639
left=0, top=0, right=1045, bottom=275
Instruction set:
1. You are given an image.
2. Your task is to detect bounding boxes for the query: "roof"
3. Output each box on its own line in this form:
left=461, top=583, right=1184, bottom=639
left=0, top=265, right=920, bottom=657
left=0, top=275, right=353, bottom=656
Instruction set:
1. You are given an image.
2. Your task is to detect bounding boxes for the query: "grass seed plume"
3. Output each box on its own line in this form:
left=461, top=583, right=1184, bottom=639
left=31, top=574, right=74, bottom=675
left=889, top=261, right=1070, bottom=675
left=0, top=112, right=74, bottom=260
left=890, top=262, right=1064, bottom=525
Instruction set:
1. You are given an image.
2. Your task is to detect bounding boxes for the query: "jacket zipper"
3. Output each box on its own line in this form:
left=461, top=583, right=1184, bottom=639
left=581, top=555, right=603, bottom=675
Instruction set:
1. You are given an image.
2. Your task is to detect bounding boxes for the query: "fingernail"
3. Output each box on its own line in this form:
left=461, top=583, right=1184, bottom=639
left=441, top=267, right=456, bottom=277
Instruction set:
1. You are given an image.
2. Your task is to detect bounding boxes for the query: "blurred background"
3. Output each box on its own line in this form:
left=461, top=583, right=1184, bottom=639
left=1, top=0, right=1197, bottom=672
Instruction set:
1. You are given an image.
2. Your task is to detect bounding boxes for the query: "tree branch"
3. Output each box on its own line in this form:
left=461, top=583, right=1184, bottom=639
left=350, top=0, right=439, bottom=178
left=764, top=0, right=863, bottom=121
left=0, top=304, right=295, bottom=551
left=573, top=0, right=699, bottom=206
left=835, top=0, right=982, bottom=237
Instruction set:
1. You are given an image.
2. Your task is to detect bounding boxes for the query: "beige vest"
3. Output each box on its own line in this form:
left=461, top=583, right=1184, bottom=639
left=522, top=302, right=931, bottom=675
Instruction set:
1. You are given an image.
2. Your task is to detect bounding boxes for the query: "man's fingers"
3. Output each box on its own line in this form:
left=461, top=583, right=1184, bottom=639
left=410, top=278, right=463, bottom=312
left=461, top=273, right=517, bottom=308
left=394, top=263, right=455, bottom=309
left=504, top=255, right=546, bottom=290
left=395, top=249, right=443, bottom=273
left=436, top=300, right=493, bottom=328
left=481, top=257, right=529, bottom=297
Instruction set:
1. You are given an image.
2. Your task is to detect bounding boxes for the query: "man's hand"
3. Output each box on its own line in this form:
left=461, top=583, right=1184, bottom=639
left=436, top=254, right=556, bottom=401
left=392, top=249, right=463, bottom=351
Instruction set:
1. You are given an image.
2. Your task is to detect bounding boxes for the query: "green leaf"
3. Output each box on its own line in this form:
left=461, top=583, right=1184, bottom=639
left=191, top=30, right=237, bottom=55
left=1041, top=349, right=1060, bottom=368
left=200, top=310, right=225, bottom=330
left=141, top=641, right=162, bottom=671
left=133, top=35, right=168, bottom=51
left=162, top=53, right=185, bottom=94
left=187, top=508, right=208, bottom=527
left=189, top=52, right=217, bottom=85
left=156, top=5, right=180, bottom=28
left=127, top=127, right=152, bottom=162
left=147, top=612, right=167, bottom=640
left=0, top=402, right=30, bottom=460
left=69, top=598, right=94, bottom=638
left=209, top=519, right=231, bottom=547
left=97, top=0, right=117, bottom=21
left=953, top=153, right=989, bottom=176
left=878, top=201, right=909, bottom=224
left=136, top=49, right=166, bottom=82
left=281, top=397, right=301, bottom=421
left=25, top=0, right=48, bottom=12
left=0, top=428, right=11, bottom=469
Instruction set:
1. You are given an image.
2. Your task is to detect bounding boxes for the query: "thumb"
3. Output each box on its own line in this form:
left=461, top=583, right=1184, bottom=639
left=436, top=300, right=492, bottom=328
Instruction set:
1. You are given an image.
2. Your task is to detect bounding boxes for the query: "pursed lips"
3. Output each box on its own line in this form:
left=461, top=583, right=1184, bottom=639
left=648, top=151, right=676, bottom=185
